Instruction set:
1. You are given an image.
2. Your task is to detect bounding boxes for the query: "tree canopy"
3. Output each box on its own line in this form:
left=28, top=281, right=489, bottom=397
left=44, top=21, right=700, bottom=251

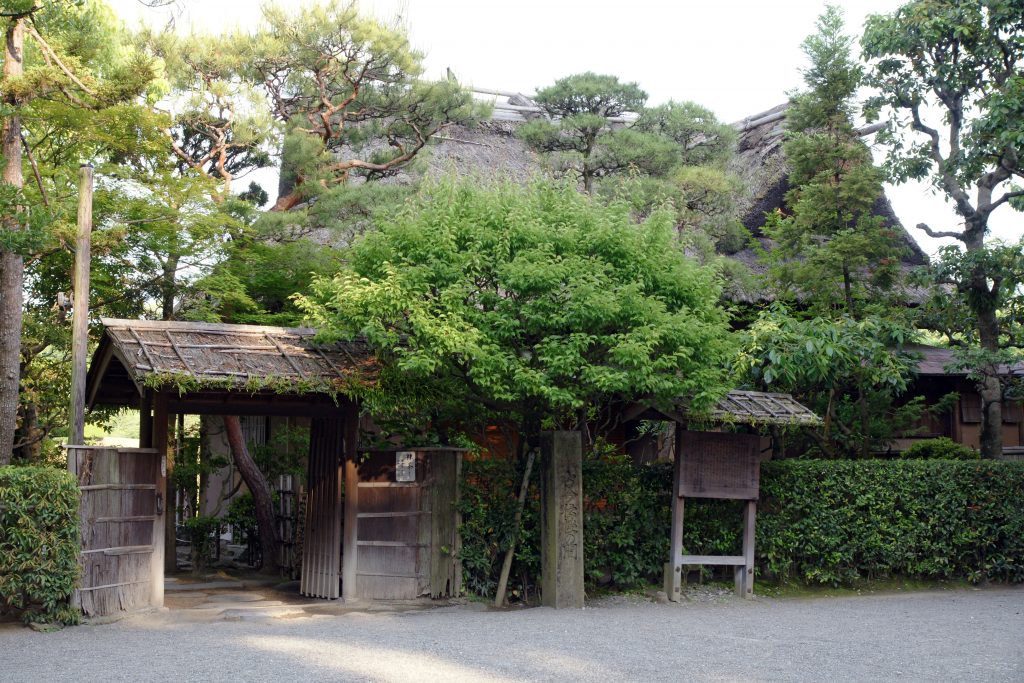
left=518, top=72, right=678, bottom=193
left=297, top=178, right=736, bottom=443
left=863, top=0, right=1024, bottom=457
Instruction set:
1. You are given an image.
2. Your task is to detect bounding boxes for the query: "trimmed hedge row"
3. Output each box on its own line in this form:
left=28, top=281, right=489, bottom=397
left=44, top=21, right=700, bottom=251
left=0, top=466, right=80, bottom=624
left=458, top=458, right=1024, bottom=598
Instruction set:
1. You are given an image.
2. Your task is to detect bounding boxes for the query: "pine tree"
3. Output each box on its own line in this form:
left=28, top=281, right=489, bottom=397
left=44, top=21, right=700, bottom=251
left=766, top=5, right=902, bottom=316
left=751, top=6, right=916, bottom=459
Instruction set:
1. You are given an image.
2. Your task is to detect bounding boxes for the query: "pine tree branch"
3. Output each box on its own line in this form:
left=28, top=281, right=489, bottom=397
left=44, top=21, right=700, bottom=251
left=25, top=25, right=97, bottom=97
left=19, top=131, right=47, bottom=207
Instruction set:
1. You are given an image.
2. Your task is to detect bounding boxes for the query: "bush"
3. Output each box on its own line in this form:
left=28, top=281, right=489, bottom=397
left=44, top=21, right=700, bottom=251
left=899, top=437, right=979, bottom=460
left=459, top=458, right=1024, bottom=598
left=459, top=457, right=747, bottom=597
left=757, top=460, right=1024, bottom=585
left=0, top=466, right=80, bottom=624
left=458, top=459, right=540, bottom=600
left=182, top=516, right=220, bottom=574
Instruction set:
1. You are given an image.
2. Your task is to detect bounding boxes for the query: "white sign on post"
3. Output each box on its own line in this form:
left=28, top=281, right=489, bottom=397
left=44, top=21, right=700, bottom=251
left=396, top=451, right=416, bottom=482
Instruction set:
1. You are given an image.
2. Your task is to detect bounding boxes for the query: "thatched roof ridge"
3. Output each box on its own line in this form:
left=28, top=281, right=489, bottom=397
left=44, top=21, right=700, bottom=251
left=728, top=102, right=929, bottom=266
left=86, top=318, right=375, bottom=408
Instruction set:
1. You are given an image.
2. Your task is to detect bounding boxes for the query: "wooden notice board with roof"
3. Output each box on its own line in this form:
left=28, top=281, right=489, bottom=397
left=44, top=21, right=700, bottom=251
left=626, top=390, right=821, bottom=602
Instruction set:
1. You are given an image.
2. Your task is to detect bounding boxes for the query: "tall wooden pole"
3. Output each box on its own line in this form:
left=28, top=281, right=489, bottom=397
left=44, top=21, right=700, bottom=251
left=67, top=165, right=93, bottom=447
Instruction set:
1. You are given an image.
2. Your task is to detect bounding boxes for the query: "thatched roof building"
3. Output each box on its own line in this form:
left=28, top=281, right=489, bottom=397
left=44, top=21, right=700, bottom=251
left=726, top=103, right=929, bottom=279
left=294, top=91, right=930, bottom=302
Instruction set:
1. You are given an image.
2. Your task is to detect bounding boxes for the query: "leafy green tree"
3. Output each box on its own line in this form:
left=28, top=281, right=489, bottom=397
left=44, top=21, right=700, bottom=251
left=519, top=72, right=678, bottom=193
left=0, top=0, right=155, bottom=463
left=862, top=0, right=1024, bottom=457
left=736, top=307, right=921, bottom=458
left=745, top=7, right=916, bottom=458
left=768, top=5, right=902, bottom=315
left=297, top=178, right=736, bottom=446
left=244, top=0, right=477, bottom=211
left=915, top=240, right=1024, bottom=407
left=601, top=100, right=745, bottom=253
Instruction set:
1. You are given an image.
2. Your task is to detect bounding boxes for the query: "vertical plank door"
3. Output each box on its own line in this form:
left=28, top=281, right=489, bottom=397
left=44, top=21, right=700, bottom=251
left=69, top=446, right=162, bottom=617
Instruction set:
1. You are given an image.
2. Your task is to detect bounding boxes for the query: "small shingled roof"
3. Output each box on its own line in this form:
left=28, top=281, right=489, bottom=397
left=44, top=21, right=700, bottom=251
left=626, top=389, right=821, bottom=427
left=708, top=390, right=821, bottom=426
left=87, top=318, right=375, bottom=408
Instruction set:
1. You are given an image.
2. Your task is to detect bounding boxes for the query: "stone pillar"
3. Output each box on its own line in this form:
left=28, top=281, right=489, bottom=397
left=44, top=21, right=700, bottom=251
left=540, top=430, right=584, bottom=609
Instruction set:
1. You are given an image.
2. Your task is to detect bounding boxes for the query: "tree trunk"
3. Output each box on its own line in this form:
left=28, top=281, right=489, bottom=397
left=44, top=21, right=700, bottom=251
left=223, top=415, right=280, bottom=575
left=160, top=254, right=178, bottom=320
left=493, top=441, right=536, bottom=607
left=965, top=224, right=1003, bottom=459
left=0, top=18, right=25, bottom=465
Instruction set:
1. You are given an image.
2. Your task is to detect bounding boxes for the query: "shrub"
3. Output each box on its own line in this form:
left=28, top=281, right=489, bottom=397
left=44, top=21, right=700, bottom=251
left=458, top=459, right=540, bottom=600
left=182, top=516, right=220, bottom=574
left=757, top=460, right=1024, bottom=585
left=0, top=466, right=80, bottom=624
left=459, top=457, right=748, bottom=597
left=899, top=437, right=979, bottom=460
left=459, top=457, right=1024, bottom=597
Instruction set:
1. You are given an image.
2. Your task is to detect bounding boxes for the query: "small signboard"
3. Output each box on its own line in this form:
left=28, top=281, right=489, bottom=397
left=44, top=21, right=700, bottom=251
left=395, top=451, right=417, bottom=482
left=679, top=431, right=761, bottom=500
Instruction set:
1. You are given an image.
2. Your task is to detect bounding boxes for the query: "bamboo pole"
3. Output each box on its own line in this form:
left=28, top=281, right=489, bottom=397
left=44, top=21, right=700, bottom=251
left=68, top=164, right=93, bottom=447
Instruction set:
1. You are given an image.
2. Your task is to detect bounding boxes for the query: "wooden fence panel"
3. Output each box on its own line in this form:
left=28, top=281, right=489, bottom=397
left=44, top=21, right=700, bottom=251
left=69, top=446, right=161, bottom=617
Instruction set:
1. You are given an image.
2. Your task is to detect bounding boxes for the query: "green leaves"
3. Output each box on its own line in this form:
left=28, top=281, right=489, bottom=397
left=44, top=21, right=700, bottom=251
left=459, top=458, right=1024, bottom=597
left=769, top=5, right=901, bottom=317
left=758, top=460, right=1024, bottom=585
left=298, top=178, right=735, bottom=440
left=862, top=0, right=1024, bottom=202
left=0, top=466, right=80, bottom=624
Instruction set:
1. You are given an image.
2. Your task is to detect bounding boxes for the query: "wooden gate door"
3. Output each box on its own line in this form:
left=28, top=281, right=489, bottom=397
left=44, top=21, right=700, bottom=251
left=68, top=446, right=163, bottom=616
left=352, top=449, right=460, bottom=600
left=300, top=418, right=344, bottom=599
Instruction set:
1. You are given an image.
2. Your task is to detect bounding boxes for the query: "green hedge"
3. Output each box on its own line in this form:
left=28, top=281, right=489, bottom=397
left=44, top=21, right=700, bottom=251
left=0, top=466, right=80, bottom=624
left=459, top=458, right=1024, bottom=598
left=898, top=437, right=979, bottom=460
left=758, top=460, right=1024, bottom=584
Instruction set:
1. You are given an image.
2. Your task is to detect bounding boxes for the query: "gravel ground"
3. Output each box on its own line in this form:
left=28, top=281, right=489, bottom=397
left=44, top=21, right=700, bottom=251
left=2, top=586, right=1021, bottom=682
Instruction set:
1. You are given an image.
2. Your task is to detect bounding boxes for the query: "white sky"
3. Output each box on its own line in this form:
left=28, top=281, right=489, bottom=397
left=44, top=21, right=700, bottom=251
left=109, top=0, right=1021, bottom=256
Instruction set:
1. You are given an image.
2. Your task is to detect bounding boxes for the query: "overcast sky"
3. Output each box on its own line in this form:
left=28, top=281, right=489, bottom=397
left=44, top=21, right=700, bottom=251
left=109, top=0, right=1021, bottom=255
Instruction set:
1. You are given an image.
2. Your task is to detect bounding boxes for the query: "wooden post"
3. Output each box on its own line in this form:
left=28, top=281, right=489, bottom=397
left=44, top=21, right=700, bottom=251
left=67, top=164, right=93, bottom=447
left=151, top=392, right=168, bottom=607
left=139, top=390, right=153, bottom=448
left=665, top=423, right=685, bottom=602
left=739, top=500, right=756, bottom=598
left=163, top=409, right=176, bottom=574
left=540, top=430, right=584, bottom=609
left=163, top=413, right=180, bottom=573
left=341, top=405, right=359, bottom=601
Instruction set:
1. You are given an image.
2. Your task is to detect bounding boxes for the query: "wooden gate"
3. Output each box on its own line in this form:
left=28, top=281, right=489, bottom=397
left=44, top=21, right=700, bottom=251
left=352, top=449, right=461, bottom=600
left=67, top=446, right=163, bottom=616
left=300, top=417, right=345, bottom=599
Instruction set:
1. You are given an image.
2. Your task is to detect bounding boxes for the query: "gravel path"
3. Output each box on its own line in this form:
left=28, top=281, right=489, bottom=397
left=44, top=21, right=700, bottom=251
left=2, top=586, right=1021, bottom=682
